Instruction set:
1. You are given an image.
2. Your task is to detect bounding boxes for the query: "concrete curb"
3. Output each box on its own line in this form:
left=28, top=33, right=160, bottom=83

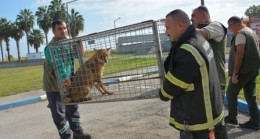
left=0, top=95, right=47, bottom=110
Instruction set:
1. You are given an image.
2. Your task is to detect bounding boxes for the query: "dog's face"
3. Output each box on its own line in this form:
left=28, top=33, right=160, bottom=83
left=94, top=48, right=111, bottom=63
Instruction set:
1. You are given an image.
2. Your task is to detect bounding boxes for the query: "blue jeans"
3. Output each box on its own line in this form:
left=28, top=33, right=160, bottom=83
left=180, top=130, right=209, bottom=139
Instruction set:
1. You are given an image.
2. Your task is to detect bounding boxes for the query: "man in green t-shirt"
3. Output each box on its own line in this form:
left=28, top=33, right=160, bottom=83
left=43, top=19, right=91, bottom=139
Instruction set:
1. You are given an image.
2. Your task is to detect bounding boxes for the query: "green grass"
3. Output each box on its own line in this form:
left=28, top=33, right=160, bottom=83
left=0, top=65, right=44, bottom=97
left=0, top=56, right=157, bottom=97
left=104, top=57, right=157, bottom=75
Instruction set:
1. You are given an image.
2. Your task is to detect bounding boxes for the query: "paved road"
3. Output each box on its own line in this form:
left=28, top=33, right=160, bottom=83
left=0, top=97, right=259, bottom=139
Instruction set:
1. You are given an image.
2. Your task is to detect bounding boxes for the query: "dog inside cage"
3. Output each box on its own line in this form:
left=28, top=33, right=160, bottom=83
left=49, top=20, right=166, bottom=104
left=64, top=48, right=113, bottom=103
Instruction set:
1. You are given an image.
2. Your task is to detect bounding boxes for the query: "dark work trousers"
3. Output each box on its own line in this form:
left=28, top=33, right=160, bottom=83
left=214, top=86, right=228, bottom=139
left=180, top=130, right=210, bottom=139
left=226, top=70, right=260, bottom=123
left=46, top=92, right=84, bottom=139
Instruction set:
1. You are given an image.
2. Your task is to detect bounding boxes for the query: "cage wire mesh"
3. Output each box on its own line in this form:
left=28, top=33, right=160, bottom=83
left=49, top=20, right=170, bottom=104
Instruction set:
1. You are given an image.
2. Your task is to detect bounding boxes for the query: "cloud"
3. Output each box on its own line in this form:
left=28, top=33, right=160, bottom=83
left=32, top=0, right=52, bottom=7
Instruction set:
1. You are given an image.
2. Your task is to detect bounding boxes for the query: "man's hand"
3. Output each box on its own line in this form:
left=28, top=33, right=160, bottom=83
left=232, top=74, right=239, bottom=84
left=77, top=40, right=84, bottom=56
left=64, top=78, right=71, bottom=90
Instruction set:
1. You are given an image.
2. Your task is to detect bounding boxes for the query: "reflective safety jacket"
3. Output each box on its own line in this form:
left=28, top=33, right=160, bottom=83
left=159, top=25, right=223, bottom=132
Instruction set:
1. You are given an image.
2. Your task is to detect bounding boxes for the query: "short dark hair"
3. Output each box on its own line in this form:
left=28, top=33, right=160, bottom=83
left=166, top=9, right=191, bottom=25
left=195, top=5, right=210, bottom=17
left=52, top=19, right=66, bottom=30
left=227, top=16, right=242, bottom=24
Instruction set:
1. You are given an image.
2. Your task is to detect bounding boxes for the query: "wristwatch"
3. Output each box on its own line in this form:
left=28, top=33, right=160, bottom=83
left=233, top=72, right=239, bottom=76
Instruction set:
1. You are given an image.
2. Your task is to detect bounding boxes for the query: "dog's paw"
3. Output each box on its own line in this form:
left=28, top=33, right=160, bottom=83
left=107, top=92, right=113, bottom=95
left=63, top=97, right=72, bottom=103
left=82, top=96, right=92, bottom=101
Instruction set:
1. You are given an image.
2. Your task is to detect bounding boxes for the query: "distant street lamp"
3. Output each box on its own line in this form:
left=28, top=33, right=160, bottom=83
left=201, top=0, right=204, bottom=5
left=113, top=17, right=121, bottom=47
left=66, top=0, right=78, bottom=38
left=114, top=17, right=121, bottom=28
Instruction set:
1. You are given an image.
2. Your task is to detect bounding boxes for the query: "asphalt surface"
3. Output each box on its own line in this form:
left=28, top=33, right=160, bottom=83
left=0, top=90, right=260, bottom=139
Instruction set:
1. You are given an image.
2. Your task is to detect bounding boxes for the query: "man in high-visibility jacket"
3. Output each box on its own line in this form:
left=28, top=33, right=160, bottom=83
left=160, top=9, right=225, bottom=139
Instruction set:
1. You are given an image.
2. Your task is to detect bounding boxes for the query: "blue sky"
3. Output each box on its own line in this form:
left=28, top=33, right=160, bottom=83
left=0, top=0, right=259, bottom=58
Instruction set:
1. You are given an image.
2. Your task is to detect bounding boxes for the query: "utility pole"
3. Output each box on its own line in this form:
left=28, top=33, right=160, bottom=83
left=113, top=17, right=121, bottom=47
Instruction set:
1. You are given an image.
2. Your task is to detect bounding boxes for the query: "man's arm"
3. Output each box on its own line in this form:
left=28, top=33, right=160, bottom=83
left=159, top=45, right=199, bottom=101
left=232, top=33, right=246, bottom=84
left=44, top=46, right=53, bottom=66
left=196, top=22, right=225, bottom=42
left=196, top=28, right=208, bottom=39
left=233, top=44, right=245, bottom=74
left=79, top=40, right=84, bottom=56
left=232, top=44, right=245, bottom=84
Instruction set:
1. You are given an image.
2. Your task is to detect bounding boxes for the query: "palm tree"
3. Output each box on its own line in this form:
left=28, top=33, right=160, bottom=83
left=28, top=29, right=44, bottom=53
left=10, top=22, right=24, bottom=61
left=48, top=0, right=67, bottom=21
left=69, top=8, right=84, bottom=39
left=0, top=18, right=6, bottom=62
left=0, top=18, right=12, bottom=61
left=35, top=6, right=52, bottom=44
left=16, top=9, right=34, bottom=54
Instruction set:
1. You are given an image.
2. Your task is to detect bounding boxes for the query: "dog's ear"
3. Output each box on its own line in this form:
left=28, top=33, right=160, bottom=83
left=106, top=48, right=111, bottom=51
left=93, top=48, right=97, bottom=52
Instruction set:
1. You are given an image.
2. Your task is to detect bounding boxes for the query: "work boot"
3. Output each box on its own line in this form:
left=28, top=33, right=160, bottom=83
left=73, top=133, right=91, bottom=139
left=239, top=120, right=260, bottom=130
left=224, top=116, right=238, bottom=125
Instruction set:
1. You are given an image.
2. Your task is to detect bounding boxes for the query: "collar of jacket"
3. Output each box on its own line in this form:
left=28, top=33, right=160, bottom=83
left=48, top=36, right=69, bottom=46
left=170, top=25, right=196, bottom=55
left=197, top=23, right=210, bottom=29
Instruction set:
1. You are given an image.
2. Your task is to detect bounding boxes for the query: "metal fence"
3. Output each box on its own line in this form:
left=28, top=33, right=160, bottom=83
left=49, top=20, right=169, bottom=104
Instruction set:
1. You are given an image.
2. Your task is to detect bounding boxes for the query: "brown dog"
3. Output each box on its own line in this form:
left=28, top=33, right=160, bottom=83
left=64, top=48, right=112, bottom=103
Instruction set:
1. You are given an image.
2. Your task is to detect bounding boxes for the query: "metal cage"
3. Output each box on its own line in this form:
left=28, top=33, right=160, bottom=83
left=49, top=20, right=169, bottom=104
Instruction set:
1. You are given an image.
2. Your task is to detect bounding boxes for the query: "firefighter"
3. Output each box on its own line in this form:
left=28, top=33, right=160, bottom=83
left=160, top=9, right=224, bottom=139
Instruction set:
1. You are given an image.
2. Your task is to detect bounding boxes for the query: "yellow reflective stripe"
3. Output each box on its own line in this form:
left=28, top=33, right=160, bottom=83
left=161, top=85, right=174, bottom=99
left=59, top=121, right=69, bottom=134
left=180, top=44, right=213, bottom=124
left=166, top=72, right=194, bottom=91
left=186, top=84, right=194, bottom=91
left=169, top=112, right=223, bottom=131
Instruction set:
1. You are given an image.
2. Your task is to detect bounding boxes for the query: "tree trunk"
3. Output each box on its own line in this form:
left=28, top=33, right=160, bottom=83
left=16, top=40, right=21, bottom=61
left=0, top=41, right=4, bottom=62
left=5, top=39, right=11, bottom=61
left=26, top=32, right=30, bottom=54
left=44, top=31, right=48, bottom=44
